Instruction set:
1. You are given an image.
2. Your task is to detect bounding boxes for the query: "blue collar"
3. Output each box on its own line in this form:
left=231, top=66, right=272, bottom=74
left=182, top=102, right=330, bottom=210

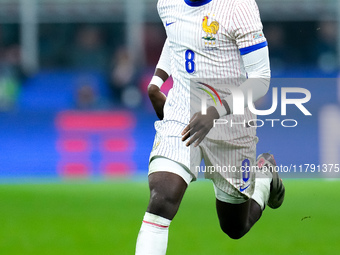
left=184, top=0, right=212, bottom=7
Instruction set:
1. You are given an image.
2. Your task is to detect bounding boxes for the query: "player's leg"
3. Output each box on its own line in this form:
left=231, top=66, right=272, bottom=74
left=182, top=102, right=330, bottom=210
left=136, top=119, right=201, bottom=255
left=215, top=153, right=285, bottom=239
left=214, top=167, right=270, bottom=239
left=215, top=189, right=263, bottom=239
left=200, top=134, right=279, bottom=239
left=147, top=171, right=187, bottom=219
left=135, top=157, right=193, bottom=255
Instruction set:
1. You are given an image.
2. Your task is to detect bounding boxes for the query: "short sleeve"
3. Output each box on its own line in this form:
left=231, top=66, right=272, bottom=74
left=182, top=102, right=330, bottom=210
left=231, top=0, right=267, bottom=55
left=156, top=39, right=172, bottom=76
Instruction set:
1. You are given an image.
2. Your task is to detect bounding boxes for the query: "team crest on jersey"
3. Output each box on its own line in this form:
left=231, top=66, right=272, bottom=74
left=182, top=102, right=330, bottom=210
left=153, top=141, right=160, bottom=150
left=152, top=133, right=161, bottom=151
left=202, top=15, right=219, bottom=49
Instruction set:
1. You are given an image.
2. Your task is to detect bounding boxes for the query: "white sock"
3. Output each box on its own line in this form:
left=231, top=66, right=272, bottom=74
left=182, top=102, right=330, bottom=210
left=251, top=171, right=272, bottom=210
left=135, top=212, right=171, bottom=255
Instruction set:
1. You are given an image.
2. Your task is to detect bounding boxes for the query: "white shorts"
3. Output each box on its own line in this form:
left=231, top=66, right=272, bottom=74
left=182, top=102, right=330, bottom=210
left=149, top=156, right=247, bottom=204
left=149, top=156, right=193, bottom=185
left=149, top=120, right=258, bottom=203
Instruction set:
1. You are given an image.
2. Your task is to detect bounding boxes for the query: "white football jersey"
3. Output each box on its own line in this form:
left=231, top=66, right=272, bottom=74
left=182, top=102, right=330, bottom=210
left=157, top=0, right=268, bottom=140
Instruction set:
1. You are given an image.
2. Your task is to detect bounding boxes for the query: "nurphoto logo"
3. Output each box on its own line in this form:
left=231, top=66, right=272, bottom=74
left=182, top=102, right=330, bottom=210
left=198, top=81, right=312, bottom=128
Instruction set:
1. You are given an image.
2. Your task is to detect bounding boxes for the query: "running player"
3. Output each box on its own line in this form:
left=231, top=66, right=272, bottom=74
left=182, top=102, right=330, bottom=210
left=136, top=0, right=285, bottom=254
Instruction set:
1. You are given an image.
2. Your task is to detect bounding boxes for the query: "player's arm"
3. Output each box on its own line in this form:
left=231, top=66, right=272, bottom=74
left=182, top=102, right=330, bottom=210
left=217, top=0, right=271, bottom=116
left=185, top=47, right=270, bottom=119
left=218, top=1, right=270, bottom=115
left=181, top=47, right=270, bottom=147
left=218, top=45, right=270, bottom=116
left=148, top=39, right=171, bottom=120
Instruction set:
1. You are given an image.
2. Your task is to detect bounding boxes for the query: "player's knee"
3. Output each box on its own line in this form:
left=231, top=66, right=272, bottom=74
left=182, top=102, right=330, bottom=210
left=220, top=223, right=248, bottom=240
left=147, top=189, right=180, bottom=218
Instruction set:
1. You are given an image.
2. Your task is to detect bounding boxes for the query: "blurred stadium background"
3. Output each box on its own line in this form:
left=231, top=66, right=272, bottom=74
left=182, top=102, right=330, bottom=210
left=0, top=0, right=339, bottom=254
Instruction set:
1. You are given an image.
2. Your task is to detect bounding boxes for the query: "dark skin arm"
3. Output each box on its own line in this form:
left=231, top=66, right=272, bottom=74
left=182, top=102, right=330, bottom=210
left=148, top=68, right=169, bottom=120
left=150, top=68, right=231, bottom=147
left=181, top=100, right=230, bottom=147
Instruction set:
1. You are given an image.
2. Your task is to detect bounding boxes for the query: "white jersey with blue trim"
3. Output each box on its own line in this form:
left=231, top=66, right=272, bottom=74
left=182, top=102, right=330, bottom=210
left=157, top=0, right=268, bottom=138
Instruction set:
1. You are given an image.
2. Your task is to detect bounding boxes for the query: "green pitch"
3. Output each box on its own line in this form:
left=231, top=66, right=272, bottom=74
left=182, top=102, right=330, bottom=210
left=0, top=179, right=338, bottom=255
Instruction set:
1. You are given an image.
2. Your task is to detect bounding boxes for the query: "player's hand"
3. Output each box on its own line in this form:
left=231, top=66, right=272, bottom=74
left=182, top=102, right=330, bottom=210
left=148, top=84, right=167, bottom=120
left=181, top=106, right=219, bottom=147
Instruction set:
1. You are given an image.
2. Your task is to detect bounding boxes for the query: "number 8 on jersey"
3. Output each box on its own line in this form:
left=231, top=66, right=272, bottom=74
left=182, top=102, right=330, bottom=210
left=185, top=49, right=196, bottom=74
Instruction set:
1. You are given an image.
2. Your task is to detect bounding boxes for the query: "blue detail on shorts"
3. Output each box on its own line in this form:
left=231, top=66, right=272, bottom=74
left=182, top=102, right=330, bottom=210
left=241, top=159, right=251, bottom=182
left=240, top=184, right=250, bottom=192
left=184, top=0, right=212, bottom=7
left=239, top=41, right=268, bottom=55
